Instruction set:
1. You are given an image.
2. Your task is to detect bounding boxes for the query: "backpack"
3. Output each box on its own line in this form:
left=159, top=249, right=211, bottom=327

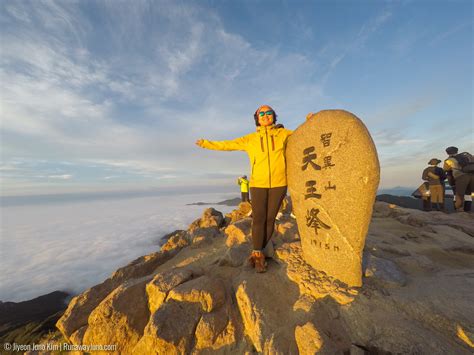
left=454, top=152, right=474, bottom=173
left=411, top=182, right=430, bottom=199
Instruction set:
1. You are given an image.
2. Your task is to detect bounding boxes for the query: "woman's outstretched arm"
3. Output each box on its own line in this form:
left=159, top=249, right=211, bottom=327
left=195, top=135, right=249, bottom=151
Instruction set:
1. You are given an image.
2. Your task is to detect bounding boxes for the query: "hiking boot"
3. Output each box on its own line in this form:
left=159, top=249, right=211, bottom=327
left=246, top=253, right=256, bottom=268
left=253, top=251, right=267, bottom=273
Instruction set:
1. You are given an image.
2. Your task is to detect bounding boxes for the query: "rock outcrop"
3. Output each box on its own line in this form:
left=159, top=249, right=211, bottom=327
left=287, top=110, right=380, bottom=287
left=55, top=203, right=474, bottom=354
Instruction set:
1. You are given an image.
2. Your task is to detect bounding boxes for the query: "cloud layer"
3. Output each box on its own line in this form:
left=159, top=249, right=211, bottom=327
left=0, top=192, right=235, bottom=302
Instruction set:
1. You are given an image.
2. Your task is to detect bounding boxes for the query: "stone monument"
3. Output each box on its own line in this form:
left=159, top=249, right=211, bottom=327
left=286, top=110, right=380, bottom=287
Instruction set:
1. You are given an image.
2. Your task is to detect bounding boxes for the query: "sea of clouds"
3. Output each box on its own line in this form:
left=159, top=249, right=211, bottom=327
left=0, top=192, right=236, bottom=302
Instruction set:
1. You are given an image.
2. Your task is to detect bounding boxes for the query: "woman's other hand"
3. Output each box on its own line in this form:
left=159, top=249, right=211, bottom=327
left=195, top=139, right=205, bottom=147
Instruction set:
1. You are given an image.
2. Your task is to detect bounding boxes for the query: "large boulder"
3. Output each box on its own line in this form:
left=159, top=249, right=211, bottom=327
left=194, top=304, right=239, bottom=351
left=56, top=250, right=176, bottom=339
left=224, top=218, right=252, bottom=247
left=218, top=243, right=249, bottom=267
left=167, top=276, right=226, bottom=313
left=275, top=221, right=300, bottom=244
left=294, top=322, right=323, bottom=354
left=188, top=208, right=224, bottom=232
left=233, top=273, right=304, bottom=354
left=146, top=268, right=194, bottom=314
left=158, top=230, right=186, bottom=246
left=82, top=278, right=150, bottom=354
left=287, top=110, right=380, bottom=287
left=133, top=300, right=202, bottom=355
left=189, top=227, right=221, bottom=248
left=160, top=232, right=190, bottom=252
left=225, top=202, right=252, bottom=224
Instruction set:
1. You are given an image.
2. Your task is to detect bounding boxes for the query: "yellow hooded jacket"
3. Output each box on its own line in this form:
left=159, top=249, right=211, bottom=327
left=237, top=177, right=249, bottom=192
left=201, top=125, right=293, bottom=188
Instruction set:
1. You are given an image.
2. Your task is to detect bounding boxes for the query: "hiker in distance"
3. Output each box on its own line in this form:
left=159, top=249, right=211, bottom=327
left=196, top=105, right=293, bottom=273
left=422, top=158, right=446, bottom=212
left=443, top=146, right=474, bottom=212
left=237, top=175, right=250, bottom=203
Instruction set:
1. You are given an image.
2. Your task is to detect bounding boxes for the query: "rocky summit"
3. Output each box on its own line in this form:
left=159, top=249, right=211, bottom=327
left=54, top=202, right=474, bottom=354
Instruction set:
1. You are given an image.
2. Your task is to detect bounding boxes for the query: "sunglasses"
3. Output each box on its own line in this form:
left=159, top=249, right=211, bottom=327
left=258, top=110, right=274, bottom=117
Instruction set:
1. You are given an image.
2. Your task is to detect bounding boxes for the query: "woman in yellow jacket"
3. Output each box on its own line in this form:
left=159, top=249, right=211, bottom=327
left=196, top=105, right=292, bottom=273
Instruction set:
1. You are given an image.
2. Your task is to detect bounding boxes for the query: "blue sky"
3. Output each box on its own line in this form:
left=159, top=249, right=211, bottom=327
left=1, top=0, right=472, bottom=196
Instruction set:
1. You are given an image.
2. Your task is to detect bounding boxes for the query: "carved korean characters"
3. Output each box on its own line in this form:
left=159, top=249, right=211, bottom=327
left=287, top=110, right=380, bottom=287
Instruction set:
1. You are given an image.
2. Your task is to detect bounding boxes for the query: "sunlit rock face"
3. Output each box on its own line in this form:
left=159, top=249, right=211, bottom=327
left=55, top=202, right=474, bottom=354
left=287, top=110, right=380, bottom=287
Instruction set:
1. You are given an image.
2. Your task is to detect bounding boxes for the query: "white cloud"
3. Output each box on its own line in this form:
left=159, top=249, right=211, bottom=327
left=356, top=9, right=393, bottom=46
left=4, top=3, right=31, bottom=23
left=320, top=8, right=393, bottom=83
left=82, top=159, right=175, bottom=175
left=429, top=22, right=472, bottom=47
left=48, top=174, right=72, bottom=180
left=0, top=164, right=21, bottom=171
left=0, top=0, right=333, bottom=194
left=373, top=130, right=425, bottom=148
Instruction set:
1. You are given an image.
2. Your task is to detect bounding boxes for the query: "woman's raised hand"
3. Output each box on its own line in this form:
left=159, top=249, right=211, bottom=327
left=195, top=139, right=205, bottom=147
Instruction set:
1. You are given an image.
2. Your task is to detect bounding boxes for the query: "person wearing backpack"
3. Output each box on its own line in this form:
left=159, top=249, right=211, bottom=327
left=422, top=158, right=446, bottom=212
left=443, top=146, right=474, bottom=212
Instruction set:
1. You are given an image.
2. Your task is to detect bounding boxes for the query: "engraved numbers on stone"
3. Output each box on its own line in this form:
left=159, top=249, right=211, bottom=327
left=310, top=239, right=340, bottom=252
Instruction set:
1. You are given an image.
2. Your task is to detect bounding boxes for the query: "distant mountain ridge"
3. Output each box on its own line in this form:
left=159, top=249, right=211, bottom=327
left=0, top=291, right=70, bottom=345
left=188, top=189, right=420, bottom=208
left=377, top=186, right=416, bottom=196
left=376, top=194, right=455, bottom=212
left=190, top=192, right=446, bottom=212
left=187, top=197, right=241, bottom=206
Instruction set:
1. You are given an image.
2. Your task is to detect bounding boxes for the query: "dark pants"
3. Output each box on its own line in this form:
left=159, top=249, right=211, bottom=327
left=250, top=186, right=287, bottom=250
left=454, top=174, right=474, bottom=210
left=422, top=198, right=432, bottom=211
left=450, top=182, right=472, bottom=212
left=241, top=192, right=249, bottom=202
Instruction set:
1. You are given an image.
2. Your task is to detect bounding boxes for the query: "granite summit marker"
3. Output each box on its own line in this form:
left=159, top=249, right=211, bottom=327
left=286, top=110, right=380, bottom=287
